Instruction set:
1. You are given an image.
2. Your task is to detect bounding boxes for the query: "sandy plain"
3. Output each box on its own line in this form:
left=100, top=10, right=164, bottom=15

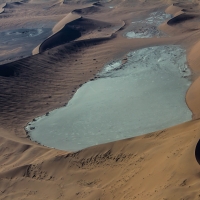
left=1, top=0, right=200, bottom=199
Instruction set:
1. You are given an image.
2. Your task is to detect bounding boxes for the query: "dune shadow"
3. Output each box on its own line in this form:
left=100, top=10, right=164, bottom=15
left=195, top=139, right=200, bottom=165
left=167, top=13, right=195, bottom=26
left=0, top=64, right=20, bottom=77
left=39, top=27, right=81, bottom=53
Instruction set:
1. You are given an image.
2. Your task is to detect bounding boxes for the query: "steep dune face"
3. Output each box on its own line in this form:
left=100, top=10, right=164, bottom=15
left=165, top=4, right=183, bottom=15
left=38, top=26, right=81, bottom=53
left=160, top=2, right=200, bottom=35
left=0, top=120, right=200, bottom=200
left=33, top=13, right=116, bottom=54
left=0, top=2, right=6, bottom=13
left=167, top=13, right=196, bottom=26
left=188, top=41, right=200, bottom=73
left=29, top=0, right=61, bottom=3
left=32, top=3, right=119, bottom=55
left=32, top=12, right=81, bottom=54
left=186, top=76, right=200, bottom=119
left=0, top=37, right=115, bottom=132
left=52, top=12, right=81, bottom=33
left=73, top=5, right=101, bottom=14
left=186, top=38, right=200, bottom=120
left=1, top=0, right=200, bottom=199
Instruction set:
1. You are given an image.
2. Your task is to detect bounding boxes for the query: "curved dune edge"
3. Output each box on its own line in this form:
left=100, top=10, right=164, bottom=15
left=167, top=13, right=196, bottom=26
left=32, top=12, right=81, bottom=55
left=163, top=3, right=200, bottom=120
left=165, top=3, right=183, bottom=16
left=186, top=40, right=200, bottom=119
left=0, top=3, right=6, bottom=14
left=33, top=11, right=125, bottom=55
left=1, top=119, right=200, bottom=199
left=72, top=4, right=101, bottom=15
left=32, top=1, right=123, bottom=55
left=2, top=1, right=200, bottom=199
left=52, top=12, right=81, bottom=34
left=32, top=2, right=103, bottom=55
left=29, top=0, right=60, bottom=3
left=160, top=2, right=200, bottom=35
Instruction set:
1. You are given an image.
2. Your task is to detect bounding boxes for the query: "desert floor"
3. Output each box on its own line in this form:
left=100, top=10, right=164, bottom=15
left=1, top=0, right=200, bottom=199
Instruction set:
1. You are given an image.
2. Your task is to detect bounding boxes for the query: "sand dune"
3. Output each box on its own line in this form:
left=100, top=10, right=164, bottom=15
left=52, top=12, right=81, bottom=33
left=167, top=13, right=196, bottom=26
left=1, top=0, right=200, bottom=199
left=73, top=4, right=101, bottom=15
left=165, top=3, right=183, bottom=15
left=185, top=31, right=200, bottom=120
left=33, top=11, right=124, bottom=54
left=160, top=3, right=200, bottom=35
left=0, top=2, right=6, bottom=13
left=32, top=12, right=81, bottom=54
left=1, top=119, right=200, bottom=199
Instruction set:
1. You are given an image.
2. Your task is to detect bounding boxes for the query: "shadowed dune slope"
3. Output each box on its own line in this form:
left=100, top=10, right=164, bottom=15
left=0, top=36, right=116, bottom=132
left=32, top=12, right=81, bottom=54
left=0, top=119, right=200, bottom=199
left=0, top=2, right=6, bottom=13
left=4, top=1, right=23, bottom=8
left=39, top=26, right=81, bottom=53
left=39, top=17, right=115, bottom=53
left=73, top=5, right=101, bottom=15
left=1, top=1, right=200, bottom=199
left=52, top=12, right=81, bottom=34
left=186, top=76, right=200, bottom=120
left=160, top=2, right=200, bottom=34
left=29, top=0, right=60, bottom=3
left=195, top=139, right=200, bottom=165
left=167, top=13, right=196, bottom=25
left=33, top=11, right=117, bottom=54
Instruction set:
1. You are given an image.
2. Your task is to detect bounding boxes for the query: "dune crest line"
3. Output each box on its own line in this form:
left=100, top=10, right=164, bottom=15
left=32, top=2, right=125, bottom=55
left=1, top=1, right=200, bottom=199
left=0, top=3, right=6, bottom=14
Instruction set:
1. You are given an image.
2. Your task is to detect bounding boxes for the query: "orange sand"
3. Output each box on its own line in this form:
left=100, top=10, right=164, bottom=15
left=0, top=0, right=200, bottom=199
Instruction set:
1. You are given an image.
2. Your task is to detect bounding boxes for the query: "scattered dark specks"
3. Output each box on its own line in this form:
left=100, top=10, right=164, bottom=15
left=180, top=179, right=187, bottom=186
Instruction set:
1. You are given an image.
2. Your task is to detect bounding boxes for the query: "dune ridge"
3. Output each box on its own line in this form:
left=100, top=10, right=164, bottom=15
left=32, top=3, right=124, bottom=55
left=32, top=12, right=82, bottom=54
left=161, top=3, right=200, bottom=123
left=0, top=2, right=6, bottom=13
left=72, top=4, right=101, bottom=15
left=165, top=3, right=183, bottom=15
left=186, top=40, right=200, bottom=120
left=167, top=13, right=196, bottom=26
left=1, top=0, right=200, bottom=199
